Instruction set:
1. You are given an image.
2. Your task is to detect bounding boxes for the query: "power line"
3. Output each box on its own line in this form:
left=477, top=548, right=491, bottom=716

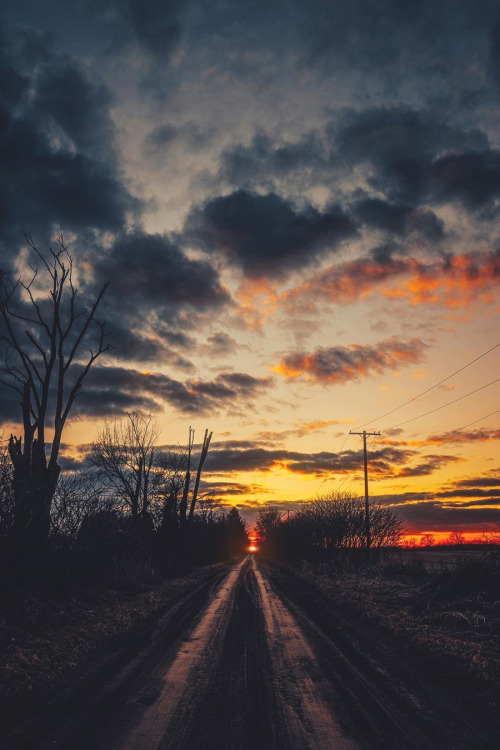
left=357, top=341, right=500, bottom=429
left=455, top=408, right=500, bottom=432
left=385, top=376, right=500, bottom=430
left=314, top=430, right=352, bottom=496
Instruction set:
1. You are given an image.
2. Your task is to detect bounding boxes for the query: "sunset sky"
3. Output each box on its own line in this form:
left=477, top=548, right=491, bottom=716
left=1, top=0, right=500, bottom=538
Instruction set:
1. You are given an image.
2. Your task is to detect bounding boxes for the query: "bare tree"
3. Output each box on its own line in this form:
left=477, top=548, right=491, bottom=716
left=89, top=412, right=159, bottom=524
left=277, top=492, right=404, bottom=559
left=155, top=449, right=187, bottom=531
left=0, top=234, right=110, bottom=548
left=256, top=507, right=283, bottom=542
left=50, top=470, right=109, bottom=538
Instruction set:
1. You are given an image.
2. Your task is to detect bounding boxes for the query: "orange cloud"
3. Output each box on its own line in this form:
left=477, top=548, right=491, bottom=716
left=236, top=277, right=279, bottom=328
left=273, top=337, right=426, bottom=383
left=284, top=251, right=500, bottom=310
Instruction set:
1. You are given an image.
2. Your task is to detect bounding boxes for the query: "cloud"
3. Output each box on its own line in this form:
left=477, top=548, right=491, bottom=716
left=284, top=250, right=500, bottom=310
left=77, top=366, right=273, bottom=417
left=94, top=231, right=230, bottom=312
left=204, top=447, right=341, bottom=475
left=219, top=131, right=328, bottom=188
left=273, top=337, right=427, bottom=383
left=333, top=107, right=500, bottom=209
left=198, top=480, right=270, bottom=497
left=97, top=0, right=187, bottom=59
left=0, top=385, right=22, bottom=423
left=424, top=428, right=500, bottom=446
left=87, top=231, right=232, bottom=364
left=201, top=332, right=239, bottom=357
left=383, top=499, right=500, bottom=533
left=125, top=0, right=184, bottom=58
left=186, top=190, right=357, bottom=280
left=300, top=0, right=497, bottom=81
left=351, top=197, right=444, bottom=242
left=202, top=440, right=454, bottom=479
left=489, top=13, right=500, bottom=89
left=0, top=23, right=136, bottom=260
left=375, top=471, right=500, bottom=531
left=145, top=122, right=213, bottom=154
left=389, top=454, right=463, bottom=478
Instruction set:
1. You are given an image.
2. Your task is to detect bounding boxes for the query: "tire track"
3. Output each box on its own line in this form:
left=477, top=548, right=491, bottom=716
left=114, top=557, right=247, bottom=750
left=253, top=558, right=359, bottom=750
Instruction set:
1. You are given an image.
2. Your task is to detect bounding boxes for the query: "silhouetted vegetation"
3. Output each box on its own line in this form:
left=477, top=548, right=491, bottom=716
left=0, top=423, right=249, bottom=592
left=0, top=235, right=110, bottom=551
left=256, top=492, right=404, bottom=562
left=0, top=238, right=249, bottom=594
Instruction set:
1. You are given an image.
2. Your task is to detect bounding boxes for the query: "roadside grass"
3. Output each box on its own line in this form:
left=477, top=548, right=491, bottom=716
left=294, top=549, right=500, bottom=713
left=0, top=564, right=227, bottom=732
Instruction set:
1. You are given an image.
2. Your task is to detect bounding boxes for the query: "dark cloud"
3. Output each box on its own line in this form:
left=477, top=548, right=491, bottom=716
left=186, top=190, right=357, bottom=279
left=203, top=441, right=453, bottom=478
left=390, top=454, right=463, bottom=478
left=91, top=0, right=187, bottom=59
left=333, top=107, right=500, bottom=210
left=125, top=0, right=183, bottom=58
left=426, top=428, right=500, bottom=446
left=351, top=198, right=444, bottom=242
left=375, top=471, right=500, bottom=531
left=384, top=500, right=500, bottom=533
left=0, top=23, right=136, bottom=260
left=145, top=122, right=212, bottom=154
left=489, top=13, right=500, bottom=88
left=452, top=477, right=500, bottom=489
left=94, top=231, right=230, bottom=312
left=198, top=480, right=270, bottom=497
left=77, top=366, right=272, bottom=418
left=204, top=447, right=340, bottom=475
left=203, top=332, right=238, bottom=357
left=335, top=107, right=487, bottom=169
left=87, top=231, right=231, bottom=364
left=274, top=337, right=427, bottom=383
left=219, top=132, right=327, bottom=188
left=437, top=489, right=500, bottom=500
left=0, top=383, right=23, bottom=423
left=429, top=150, right=500, bottom=209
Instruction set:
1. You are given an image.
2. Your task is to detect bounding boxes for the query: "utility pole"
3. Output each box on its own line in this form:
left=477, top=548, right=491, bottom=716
left=349, top=430, right=380, bottom=549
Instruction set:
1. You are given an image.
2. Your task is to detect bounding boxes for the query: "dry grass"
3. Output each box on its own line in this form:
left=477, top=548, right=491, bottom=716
left=296, top=551, right=500, bottom=710
left=0, top=565, right=226, bottom=722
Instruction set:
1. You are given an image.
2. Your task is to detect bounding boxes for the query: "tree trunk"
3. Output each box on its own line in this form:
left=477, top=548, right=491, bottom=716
left=9, top=435, right=60, bottom=550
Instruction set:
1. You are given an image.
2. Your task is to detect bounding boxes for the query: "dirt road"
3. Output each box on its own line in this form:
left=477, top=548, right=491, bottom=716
left=4, top=556, right=492, bottom=750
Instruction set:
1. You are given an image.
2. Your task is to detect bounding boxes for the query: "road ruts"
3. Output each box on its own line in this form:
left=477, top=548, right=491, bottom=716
left=8, top=555, right=479, bottom=750
left=110, top=556, right=357, bottom=750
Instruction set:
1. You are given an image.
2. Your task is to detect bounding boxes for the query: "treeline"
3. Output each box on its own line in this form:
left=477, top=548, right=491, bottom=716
left=0, top=414, right=248, bottom=587
left=256, top=493, right=404, bottom=561
left=0, top=238, right=248, bottom=590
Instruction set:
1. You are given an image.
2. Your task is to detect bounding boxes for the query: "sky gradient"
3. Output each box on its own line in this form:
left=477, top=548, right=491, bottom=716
left=1, top=0, right=500, bottom=538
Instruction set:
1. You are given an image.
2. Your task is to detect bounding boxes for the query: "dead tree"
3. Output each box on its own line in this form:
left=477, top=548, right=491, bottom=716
left=188, top=428, right=212, bottom=524
left=0, top=233, right=110, bottom=548
left=179, top=426, right=195, bottom=528
left=177, top=427, right=213, bottom=528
